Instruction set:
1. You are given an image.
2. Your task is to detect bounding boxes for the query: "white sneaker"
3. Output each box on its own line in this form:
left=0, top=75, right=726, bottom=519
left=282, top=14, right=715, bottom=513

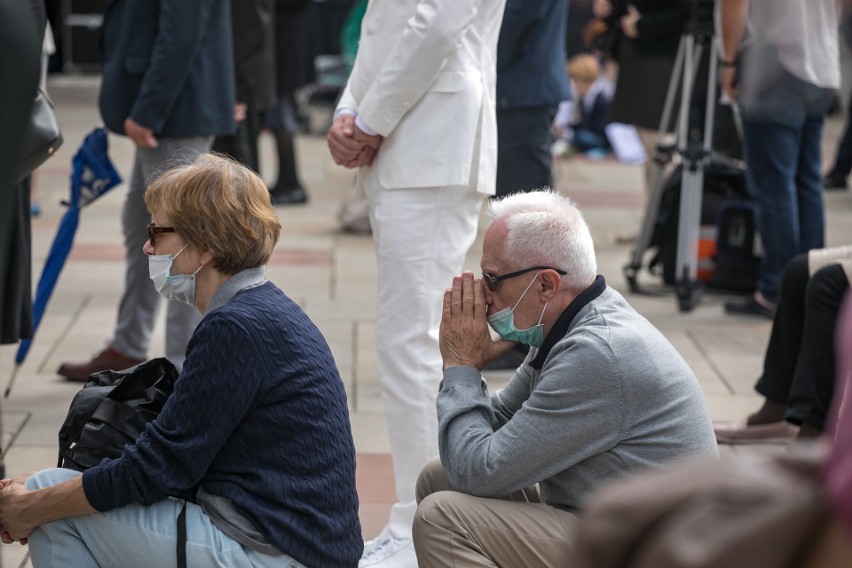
left=359, top=527, right=418, bottom=567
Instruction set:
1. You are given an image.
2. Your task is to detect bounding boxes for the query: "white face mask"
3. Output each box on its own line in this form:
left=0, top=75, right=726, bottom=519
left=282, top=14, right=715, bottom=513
left=148, top=245, right=203, bottom=306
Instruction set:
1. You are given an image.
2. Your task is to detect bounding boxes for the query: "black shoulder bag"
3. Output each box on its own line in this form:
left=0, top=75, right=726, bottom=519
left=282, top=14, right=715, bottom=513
left=57, top=357, right=188, bottom=567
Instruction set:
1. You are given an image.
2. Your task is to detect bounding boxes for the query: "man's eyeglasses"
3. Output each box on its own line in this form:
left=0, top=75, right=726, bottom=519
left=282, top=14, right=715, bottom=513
left=147, top=223, right=176, bottom=247
left=481, top=266, right=567, bottom=291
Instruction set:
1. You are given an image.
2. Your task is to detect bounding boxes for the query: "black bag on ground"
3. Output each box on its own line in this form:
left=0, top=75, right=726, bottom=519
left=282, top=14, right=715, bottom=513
left=57, top=357, right=189, bottom=568
left=57, top=357, right=178, bottom=471
left=712, top=200, right=762, bottom=292
left=649, top=158, right=760, bottom=292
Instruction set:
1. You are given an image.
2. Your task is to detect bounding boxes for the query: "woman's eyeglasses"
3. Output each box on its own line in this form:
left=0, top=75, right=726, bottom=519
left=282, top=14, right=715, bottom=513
left=147, top=223, right=176, bottom=247
left=481, top=266, right=567, bottom=291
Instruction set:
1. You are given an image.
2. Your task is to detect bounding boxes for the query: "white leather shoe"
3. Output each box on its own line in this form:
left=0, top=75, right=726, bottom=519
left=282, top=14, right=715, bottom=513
left=359, top=526, right=418, bottom=567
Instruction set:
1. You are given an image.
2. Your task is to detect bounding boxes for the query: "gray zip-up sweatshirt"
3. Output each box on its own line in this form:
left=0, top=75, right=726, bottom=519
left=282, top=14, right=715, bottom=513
left=438, top=276, right=718, bottom=512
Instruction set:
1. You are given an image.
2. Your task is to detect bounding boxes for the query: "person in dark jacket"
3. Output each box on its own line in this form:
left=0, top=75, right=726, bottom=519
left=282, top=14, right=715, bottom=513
left=57, top=0, right=236, bottom=381
left=494, top=0, right=572, bottom=198
left=266, top=0, right=315, bottom=205
left=823, top=5, right=852, bottom=191
left=594, top=0, right=688, bottom=185
left=487, top=0, right=572, bottom=370
left=0, top=155, right=363, bottom=568
left=212, top=0, right=277, bottom=174
left=0, top=0, right=43, bottom=346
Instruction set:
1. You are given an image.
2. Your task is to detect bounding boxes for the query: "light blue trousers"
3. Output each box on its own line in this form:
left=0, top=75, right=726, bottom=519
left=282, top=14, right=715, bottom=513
left=25, top=469, right=305, bottom=568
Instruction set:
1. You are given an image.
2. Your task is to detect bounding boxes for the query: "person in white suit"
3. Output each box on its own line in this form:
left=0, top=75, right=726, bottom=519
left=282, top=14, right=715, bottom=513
left=327, top=0, right=507, bottom=565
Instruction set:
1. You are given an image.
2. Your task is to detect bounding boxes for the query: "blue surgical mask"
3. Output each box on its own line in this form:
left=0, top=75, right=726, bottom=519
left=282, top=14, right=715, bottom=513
left=486, top=272, right=548, bottom=348
left=148, top=245, right=203, bottom=306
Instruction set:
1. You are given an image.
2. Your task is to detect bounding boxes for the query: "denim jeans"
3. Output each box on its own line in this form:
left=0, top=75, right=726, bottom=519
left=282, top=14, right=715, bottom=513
left=25, top=469, right=305, bottom=568
left=740, top=115, right=827, bottom=304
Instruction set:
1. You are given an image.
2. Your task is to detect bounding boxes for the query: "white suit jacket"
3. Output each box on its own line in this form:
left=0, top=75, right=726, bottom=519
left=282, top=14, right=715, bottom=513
left=337, top=0, right=506, bottom=194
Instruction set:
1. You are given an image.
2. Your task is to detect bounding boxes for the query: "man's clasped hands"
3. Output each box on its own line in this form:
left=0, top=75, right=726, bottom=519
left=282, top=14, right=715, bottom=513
left=326, top=114, right=383, bottom=168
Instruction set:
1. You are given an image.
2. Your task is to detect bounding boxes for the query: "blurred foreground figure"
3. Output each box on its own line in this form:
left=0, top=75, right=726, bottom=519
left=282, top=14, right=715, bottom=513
left=577, top=290, right=852, bottom=568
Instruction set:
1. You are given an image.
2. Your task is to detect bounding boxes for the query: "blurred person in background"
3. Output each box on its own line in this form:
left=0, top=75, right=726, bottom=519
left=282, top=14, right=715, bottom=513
left=715, top=247, right=852, bottom=444
left=823, top=4, right=852, bottom=192
left=0, top=0, right=43, bottom=345
left=212, top=0, right=276, bottom=175
left=56, top=0, right=236, bottom=381
left=265, top=0, right=314, bottom=205
left=720, top=0, right=839, bottom=318
left=593, top=0, right=689, bottom=186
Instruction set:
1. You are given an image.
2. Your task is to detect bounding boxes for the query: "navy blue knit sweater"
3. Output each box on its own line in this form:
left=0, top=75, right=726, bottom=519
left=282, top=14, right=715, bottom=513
left=82, top=282, right=363, bottom=567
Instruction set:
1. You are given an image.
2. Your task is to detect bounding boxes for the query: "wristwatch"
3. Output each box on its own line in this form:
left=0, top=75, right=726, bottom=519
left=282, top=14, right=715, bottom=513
left=719, top=57, right=738, bottom=67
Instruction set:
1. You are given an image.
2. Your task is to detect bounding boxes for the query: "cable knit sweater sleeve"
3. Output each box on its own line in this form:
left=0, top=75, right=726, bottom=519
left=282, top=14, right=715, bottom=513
left=82, top=312, right=266, bottom=510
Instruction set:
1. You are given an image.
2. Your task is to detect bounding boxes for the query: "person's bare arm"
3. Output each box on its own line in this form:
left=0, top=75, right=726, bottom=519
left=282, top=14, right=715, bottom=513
left=0, top=476, right=95, bottom=543
left=719, top=0, right=749, bottom=100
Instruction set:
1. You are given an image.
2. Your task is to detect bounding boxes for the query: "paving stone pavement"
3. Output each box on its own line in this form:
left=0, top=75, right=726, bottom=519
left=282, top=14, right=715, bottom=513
left=0, top=75, right=850, bottom=567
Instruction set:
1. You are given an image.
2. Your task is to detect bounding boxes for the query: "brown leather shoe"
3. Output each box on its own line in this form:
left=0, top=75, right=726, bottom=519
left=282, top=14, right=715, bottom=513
left=714, top=419, right=799, bottom=445
left=57, top=346, right=144, bottom=382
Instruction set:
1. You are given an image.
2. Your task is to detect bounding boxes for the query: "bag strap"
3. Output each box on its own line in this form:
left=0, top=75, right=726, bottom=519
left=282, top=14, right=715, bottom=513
left=177, top=501, right=187, bottom=568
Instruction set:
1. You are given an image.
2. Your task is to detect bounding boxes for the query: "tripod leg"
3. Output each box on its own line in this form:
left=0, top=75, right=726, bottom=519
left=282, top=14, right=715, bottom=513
left=623, top=36, right=687, bottom=292
left=675, top=167, right=705, bottom=311
left=624, top=156, right=670, bottom=292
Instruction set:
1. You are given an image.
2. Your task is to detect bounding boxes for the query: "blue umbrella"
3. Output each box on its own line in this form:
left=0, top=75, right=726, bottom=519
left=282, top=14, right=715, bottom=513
left=6, top=128, right=122, bottom=397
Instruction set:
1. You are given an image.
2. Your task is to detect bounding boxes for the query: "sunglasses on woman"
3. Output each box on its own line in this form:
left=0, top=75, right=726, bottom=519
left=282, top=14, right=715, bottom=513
left=147, top=223, right=176, bottom=247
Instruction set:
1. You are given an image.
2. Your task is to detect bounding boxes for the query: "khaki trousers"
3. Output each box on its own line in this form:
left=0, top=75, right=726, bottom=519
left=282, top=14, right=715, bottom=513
left=412, top=458, right=580, bottom=567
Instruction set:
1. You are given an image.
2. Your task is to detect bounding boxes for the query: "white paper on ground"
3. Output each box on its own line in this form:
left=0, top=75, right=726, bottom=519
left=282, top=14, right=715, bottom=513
left=605, top=122, right=647, bottom=165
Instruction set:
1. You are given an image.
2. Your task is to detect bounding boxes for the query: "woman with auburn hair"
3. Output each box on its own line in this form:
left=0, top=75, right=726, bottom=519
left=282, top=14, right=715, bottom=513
left=0, top=154, right=363, bottom=567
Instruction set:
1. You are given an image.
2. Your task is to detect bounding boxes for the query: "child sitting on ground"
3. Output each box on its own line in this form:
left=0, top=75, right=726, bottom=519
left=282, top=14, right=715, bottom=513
left=553, top=53, right=613, bottom=156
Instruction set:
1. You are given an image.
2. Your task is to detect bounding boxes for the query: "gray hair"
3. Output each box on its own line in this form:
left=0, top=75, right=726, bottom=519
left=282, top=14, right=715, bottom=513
left=487, top=189, right=597, bottom=292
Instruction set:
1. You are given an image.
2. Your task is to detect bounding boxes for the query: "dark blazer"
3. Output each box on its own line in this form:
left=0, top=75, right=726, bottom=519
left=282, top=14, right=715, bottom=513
left=98, top=0, right=236, bottom=139
left=604, top=0, right=688, bottom=60
left=496, top=0, right=571, bottom=110
left=0, top=0, right=43, bottom=344
left=232, top=0, right=276, bottom=110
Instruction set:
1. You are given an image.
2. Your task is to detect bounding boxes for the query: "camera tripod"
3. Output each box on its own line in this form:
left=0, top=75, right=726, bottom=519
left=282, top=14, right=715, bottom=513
left=622, top=3, right=721, bottom=311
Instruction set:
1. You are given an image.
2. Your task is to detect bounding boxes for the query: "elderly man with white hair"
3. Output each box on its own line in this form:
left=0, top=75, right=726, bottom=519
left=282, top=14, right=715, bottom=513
left=411, top=190, right=718, bottom=567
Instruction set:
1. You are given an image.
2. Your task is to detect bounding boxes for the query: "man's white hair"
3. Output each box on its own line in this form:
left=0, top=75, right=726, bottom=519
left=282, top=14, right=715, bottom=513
left=487, top=189, right=597, bottom=292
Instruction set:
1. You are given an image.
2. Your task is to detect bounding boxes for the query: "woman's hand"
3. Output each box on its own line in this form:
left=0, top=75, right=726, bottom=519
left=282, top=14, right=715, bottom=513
left=3, top=472, right=34, bottom=487
left=0, top=482, right=35, bottom=544
left=0, top=474, right=95, bottom=545
left=620, top=5, right=642, bottom=39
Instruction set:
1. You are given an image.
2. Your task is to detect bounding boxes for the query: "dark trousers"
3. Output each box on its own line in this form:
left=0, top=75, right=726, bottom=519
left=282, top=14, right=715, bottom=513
left=826, top=90, right=852, bottom=179
left=211, top=110, right=263, bottom=173
left=495, top=105, right=557, bottom=197
left=756, top=254, right=849, bottom=429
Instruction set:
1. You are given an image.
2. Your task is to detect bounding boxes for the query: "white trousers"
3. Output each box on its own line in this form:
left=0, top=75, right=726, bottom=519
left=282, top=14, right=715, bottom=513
left=365, top=179, right=483, bottom=540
